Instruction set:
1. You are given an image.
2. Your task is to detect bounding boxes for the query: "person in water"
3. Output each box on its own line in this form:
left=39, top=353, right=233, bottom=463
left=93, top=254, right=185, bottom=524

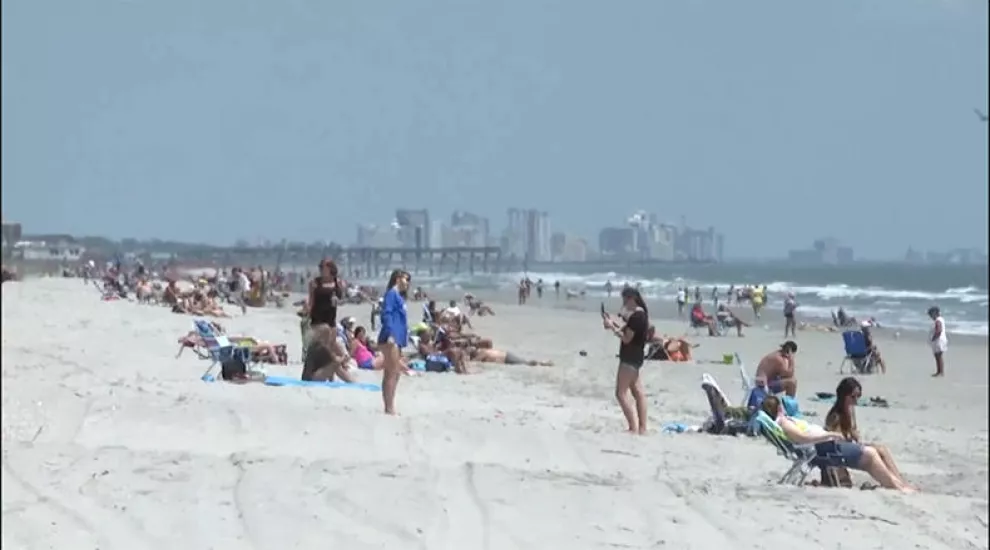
left=603, top=287, right=650, bottom=435
left=761, top=394, right=914, bottom=492
left=378, top=270, right=411, bottom=415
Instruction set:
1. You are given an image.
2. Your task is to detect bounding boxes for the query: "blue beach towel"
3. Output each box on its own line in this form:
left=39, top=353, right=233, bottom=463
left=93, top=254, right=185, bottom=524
left=201, top=374, right=380, bottom=391
left=263, top=375, right=381, bottom=391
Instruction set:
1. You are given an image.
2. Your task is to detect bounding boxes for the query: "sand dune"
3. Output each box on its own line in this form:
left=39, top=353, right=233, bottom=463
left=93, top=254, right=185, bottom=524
left=2, top=279, right=987, bottom=549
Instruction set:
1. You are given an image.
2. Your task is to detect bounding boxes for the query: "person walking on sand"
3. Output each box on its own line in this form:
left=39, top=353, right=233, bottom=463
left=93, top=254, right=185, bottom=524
left=783, top=292, right=798, bottom=338
left=379, top=270, right=411, bottom=415
left=603, top=287, right=650, bottom=434
left=928, top=306, right=948, bottom=377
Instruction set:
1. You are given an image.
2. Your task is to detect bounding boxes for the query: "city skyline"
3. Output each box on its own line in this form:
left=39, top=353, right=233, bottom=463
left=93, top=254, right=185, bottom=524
left=350, top=207, right=727, bottom=262
left=2, top=0, right=987, bottom=260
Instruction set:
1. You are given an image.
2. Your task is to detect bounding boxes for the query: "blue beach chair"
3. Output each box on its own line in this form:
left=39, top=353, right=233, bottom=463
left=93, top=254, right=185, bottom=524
left=838, top=330, right=874, bottom=375
left=193, top=319, right=254, bottom=381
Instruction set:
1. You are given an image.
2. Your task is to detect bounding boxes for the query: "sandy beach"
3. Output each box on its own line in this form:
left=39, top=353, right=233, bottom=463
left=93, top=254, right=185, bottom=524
left=2, top=278, right=987, bottom=550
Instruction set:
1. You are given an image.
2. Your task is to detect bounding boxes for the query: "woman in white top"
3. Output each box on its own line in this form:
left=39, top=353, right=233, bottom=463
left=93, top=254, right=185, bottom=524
left=927, top=306, right=948, bottom=377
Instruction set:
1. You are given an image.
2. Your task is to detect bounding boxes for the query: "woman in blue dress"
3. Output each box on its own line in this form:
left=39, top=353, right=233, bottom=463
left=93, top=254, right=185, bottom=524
left=378, top=270, right=410, bottom=415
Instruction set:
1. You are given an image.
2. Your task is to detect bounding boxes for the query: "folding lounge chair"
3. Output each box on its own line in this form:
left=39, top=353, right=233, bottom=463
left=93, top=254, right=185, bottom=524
left=690, top=317, right=722, bottom=336
left=838, top=331, right=874, bottom=375
left=700, top=374, right=750, bottom=435
left=753, top=411, right=842, bottom=486
left=193, top=319, right=255, bottom=381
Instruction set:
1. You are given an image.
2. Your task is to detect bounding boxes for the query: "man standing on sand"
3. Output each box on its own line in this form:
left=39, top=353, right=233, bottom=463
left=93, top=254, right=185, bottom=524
left=754, top=341, right=799, bottom=397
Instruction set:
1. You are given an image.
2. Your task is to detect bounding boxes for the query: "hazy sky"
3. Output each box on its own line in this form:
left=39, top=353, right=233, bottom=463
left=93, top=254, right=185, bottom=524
left=2, top=0, right=987, bottom=258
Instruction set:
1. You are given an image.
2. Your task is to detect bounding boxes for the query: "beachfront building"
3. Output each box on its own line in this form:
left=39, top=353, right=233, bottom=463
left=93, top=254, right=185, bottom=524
left=598, top=214, right=722, bottom=262
left=13, top=237, right=85, bottom=261
left=355, top=224, right=401, bottom=248
left=503, top=208, right=551, bottom=261
left=394, top=209, right=431, bottom=250
left=551, top=232, right=589, bottom=262
left=598, top=227, right=635, bottom=255
left=788, top=238, right=855, bottom=265
left=674, top=227, right=720, bottom=262
left=447, top=211, right=490, bottom=248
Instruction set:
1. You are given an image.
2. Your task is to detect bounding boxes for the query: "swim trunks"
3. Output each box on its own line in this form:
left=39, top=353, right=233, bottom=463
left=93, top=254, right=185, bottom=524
left=504, top=352, right=527, bottom=365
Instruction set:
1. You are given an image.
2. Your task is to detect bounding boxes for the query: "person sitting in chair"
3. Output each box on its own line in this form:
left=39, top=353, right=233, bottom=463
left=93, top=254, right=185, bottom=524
left=859, top=321, right=886, bottom=374
left=716, top=304, right=748, bottom=337
left=690, top=303, right=718, bottom=336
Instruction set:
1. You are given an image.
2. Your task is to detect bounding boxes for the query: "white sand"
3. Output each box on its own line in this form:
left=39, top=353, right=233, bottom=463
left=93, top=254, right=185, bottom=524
left=2, top=278, right=988, bottom=550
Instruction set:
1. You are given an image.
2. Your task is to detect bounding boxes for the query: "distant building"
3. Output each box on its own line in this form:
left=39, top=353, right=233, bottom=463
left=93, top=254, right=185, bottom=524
left=551, top=232, right=589, bottom=262
left=617, top=211, right=722, bottom=262
left=598, top=227, right=635, bottom=255
left=788, top=238, right=854, bottom=265
left=394, top=209, right=431, bottom=249
left=505, top=208, right=527, bottom=257
left=504, top=208, right=551, bottom=261
left=14, top=236, right=85, bottom=261
left=449, top=211, right=490, bottom=248
left=355, top=224, right=400, bottom=248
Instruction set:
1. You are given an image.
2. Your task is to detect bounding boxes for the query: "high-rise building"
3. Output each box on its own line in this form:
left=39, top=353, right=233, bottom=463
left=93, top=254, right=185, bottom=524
left=537, top=211, right=551, bottom=261
left=505, top=208, right=526, bottom=257
left=394, top=209, right=431, bottom=249
left=508, top=209, right=552, bottom=261
left=450, top=211, right=490, bottom=248
left=355, top=224, right=400, bottom=248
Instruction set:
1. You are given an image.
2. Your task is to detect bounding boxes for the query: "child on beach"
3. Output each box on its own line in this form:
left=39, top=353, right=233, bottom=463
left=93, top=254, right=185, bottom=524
left=928, top=306, right=948, bottom=377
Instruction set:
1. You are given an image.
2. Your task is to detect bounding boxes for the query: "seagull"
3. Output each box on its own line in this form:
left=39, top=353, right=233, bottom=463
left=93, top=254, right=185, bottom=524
left=975, top=108, right=988, bottom=122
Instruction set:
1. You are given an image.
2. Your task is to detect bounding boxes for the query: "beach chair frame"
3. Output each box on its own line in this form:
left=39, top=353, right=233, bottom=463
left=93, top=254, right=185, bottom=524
left=754, top=412, right=842, bottom=486
left=193, top=319, right=255, bottom=381
left=838, top=331, right=875, bottom=375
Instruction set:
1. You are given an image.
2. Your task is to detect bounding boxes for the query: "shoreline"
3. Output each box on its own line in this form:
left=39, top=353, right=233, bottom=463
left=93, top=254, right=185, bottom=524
left=420, top=286, right=989, bottom=346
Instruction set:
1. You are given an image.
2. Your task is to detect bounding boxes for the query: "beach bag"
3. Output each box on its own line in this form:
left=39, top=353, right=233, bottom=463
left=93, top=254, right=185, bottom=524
left=220, top=355, right=248, bottom=381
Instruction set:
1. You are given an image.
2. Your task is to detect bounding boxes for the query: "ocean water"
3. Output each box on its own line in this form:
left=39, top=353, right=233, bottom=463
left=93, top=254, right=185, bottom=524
left=423, top=263, right=988, bottom=336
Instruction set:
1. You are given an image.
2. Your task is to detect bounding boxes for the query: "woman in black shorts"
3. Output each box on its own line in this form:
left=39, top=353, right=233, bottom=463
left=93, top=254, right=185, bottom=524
left=603, top=287, right=650, bottom=434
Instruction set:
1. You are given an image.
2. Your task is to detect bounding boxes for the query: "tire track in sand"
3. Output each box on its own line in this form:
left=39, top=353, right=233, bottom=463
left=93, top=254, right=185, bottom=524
left=2, top=451, right=157, bottom=550
left=430, top=461, right=491, bottom=550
